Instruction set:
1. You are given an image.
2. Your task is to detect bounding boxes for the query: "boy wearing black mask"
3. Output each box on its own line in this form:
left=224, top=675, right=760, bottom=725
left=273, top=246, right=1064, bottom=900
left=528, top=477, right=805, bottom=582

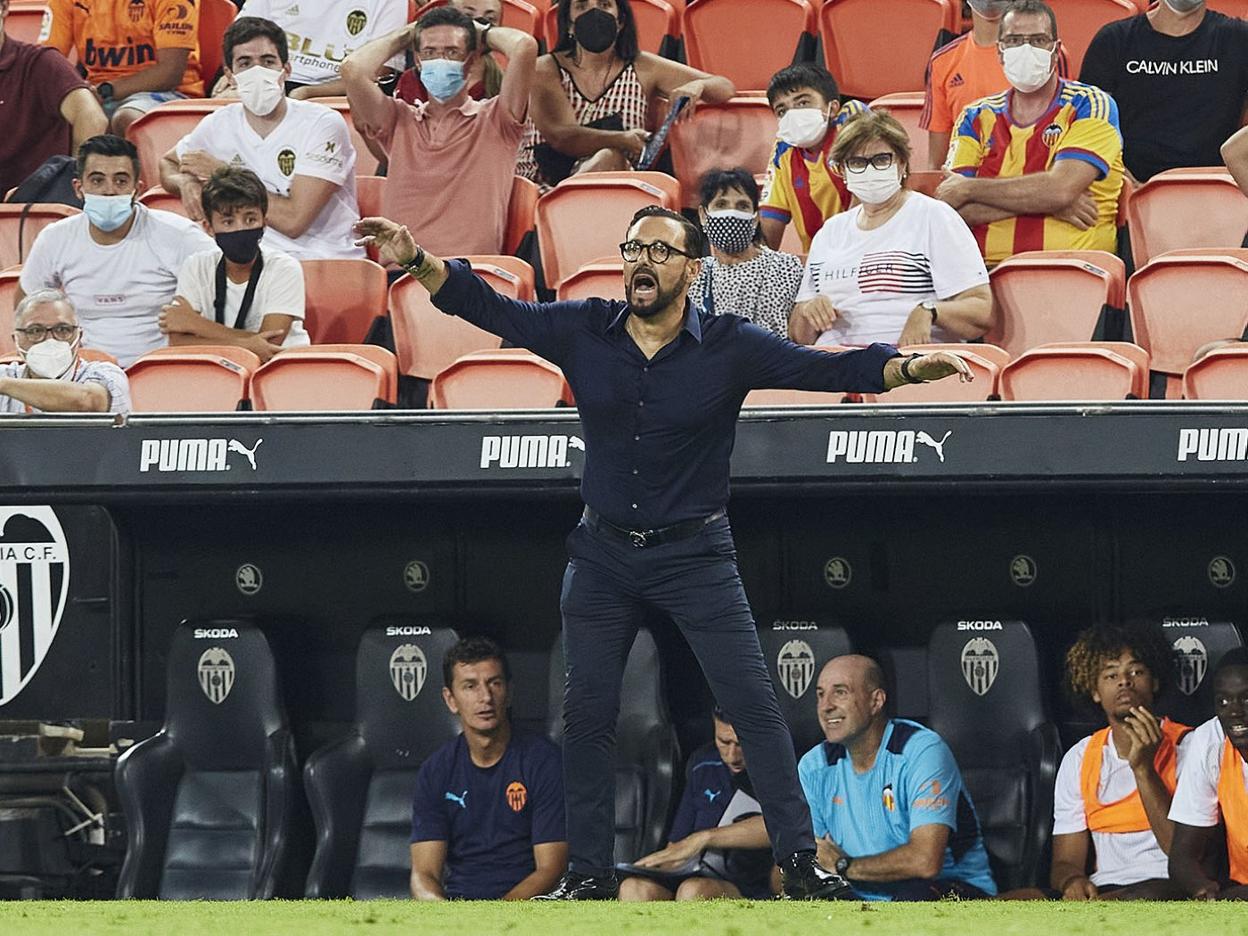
left=161, top=166, right=310, bottom=360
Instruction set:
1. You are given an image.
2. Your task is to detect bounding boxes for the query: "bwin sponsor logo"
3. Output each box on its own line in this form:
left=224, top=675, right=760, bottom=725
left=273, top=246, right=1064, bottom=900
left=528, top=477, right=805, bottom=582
left=826, top=430, right=952, bottom=464
left=480, top=434, right=584, bottom=469
left=1177, top=428, right=1248, bottom=462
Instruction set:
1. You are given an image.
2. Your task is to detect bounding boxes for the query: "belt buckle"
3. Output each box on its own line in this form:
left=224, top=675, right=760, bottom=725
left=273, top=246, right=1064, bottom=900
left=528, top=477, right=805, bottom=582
left=629, top=529, right=649, bottom=548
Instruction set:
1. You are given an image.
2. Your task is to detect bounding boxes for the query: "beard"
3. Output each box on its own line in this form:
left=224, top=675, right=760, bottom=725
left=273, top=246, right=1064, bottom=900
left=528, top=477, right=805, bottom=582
left=626, top=267, right=686, bottom=318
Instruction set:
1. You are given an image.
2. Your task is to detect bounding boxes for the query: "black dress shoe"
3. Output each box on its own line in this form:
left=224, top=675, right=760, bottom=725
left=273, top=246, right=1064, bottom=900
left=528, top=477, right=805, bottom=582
left=531, top=871, right=620, bottom=901
left=780, top=850, right=856, bottom=900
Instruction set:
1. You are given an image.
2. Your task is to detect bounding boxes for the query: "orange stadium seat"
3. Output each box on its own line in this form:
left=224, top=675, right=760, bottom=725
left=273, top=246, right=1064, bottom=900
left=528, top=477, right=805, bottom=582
left=1183, top=345, right=1248, bottom=400
left=1207, top=0, right=1248, bottom=16
left=1037, top=340, right=1150, bottom=398
left=79, top=347, right=120, bottom=365
left=1052, top=0, right=1145, bottom=79
left=556, top=261, right=626, bottom=301
left=127, top=348, right=260, bottom=412
left=868, top=93, right=927, bottom=151
left=999, top=344, right=1142, bottom=401
left=430, top=349, right=573, bottom=409
left=250, top=351, right=388, bottom=410
left=300, top=258, right=389, bottom=344
left=0, top=204, right=79, bottom=271
left=1126, top=169, right=1248, bottom=268
left=863, top=344, right=1007, bottom=403
left=535, top=172, right=680, bottom=289
left=669, top=97, right=779, bottom=209
left=125, top=101, right=223, bottom=189
left=1129, top=253, right=1248, bottom=397
left=905, top=170, right=946, bottom=198
left=501, top=0, right=545, bottom=44
left=277, top=344, right=399, bottom=404
left=684, top=0, right=817, bottom=93
left=138, top=185, right=188, bottom=217
left=6, top=2, right=49, bottom=44
left=546, top=0, right=680, bottom=54
left=389, top=256, right=536, bottom=379
left=0, top=268, right=20, bottom=356
left=987, top=250, right=1126, bottom=357
left=199, top=0, right=237, bottom=87
left=821, top=0, right=959, bottom=100
left=356, top=175, right=385, bottom=220
left=505, top=176, right=540, bottom=256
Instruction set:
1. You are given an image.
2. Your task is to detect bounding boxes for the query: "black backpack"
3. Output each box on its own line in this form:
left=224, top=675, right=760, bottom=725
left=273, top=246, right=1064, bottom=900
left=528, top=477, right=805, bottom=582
left=4, top=155, right=82, bottom=265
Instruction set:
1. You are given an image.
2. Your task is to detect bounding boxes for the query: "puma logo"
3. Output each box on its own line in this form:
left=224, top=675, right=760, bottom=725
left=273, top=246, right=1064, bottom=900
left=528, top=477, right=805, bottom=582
left=228, top=438, right=262, bottom=470
left=703, top=788, right=721, bottom=803
left=444, top=790, right=467, bottom=809
left=914, top=430, right=952, bottom=463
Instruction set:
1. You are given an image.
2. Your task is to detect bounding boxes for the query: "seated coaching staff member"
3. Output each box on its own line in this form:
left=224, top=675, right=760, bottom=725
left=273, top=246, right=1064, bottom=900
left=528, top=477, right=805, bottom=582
left=357, top=208, right=971, bottom=901
left=409, top=637, right=567, bottom=900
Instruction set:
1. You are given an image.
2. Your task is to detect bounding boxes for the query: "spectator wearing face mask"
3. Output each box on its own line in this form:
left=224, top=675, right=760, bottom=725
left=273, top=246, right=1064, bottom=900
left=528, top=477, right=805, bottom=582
left=936, top=0, right=1125, bottom=269
left=160, top=17, right=366, bottom=261
left=1080, top=0, right=1248, bottom=184
left=517, top=0, right=735, bottom=189
left=2, top=289, right=131, bottom=415
left=396, top=0, right=505, bottom=104
left=920, top=0, right=1069, bottom=170
left=16, top=135, right=215, bottom=368
left=759, top=64, right=869, bottom=255
left=790, top=111, right=992, bottom=349
left=161, top=166, right=310, bottom=362
left=687, top=168, right=804, bottom=338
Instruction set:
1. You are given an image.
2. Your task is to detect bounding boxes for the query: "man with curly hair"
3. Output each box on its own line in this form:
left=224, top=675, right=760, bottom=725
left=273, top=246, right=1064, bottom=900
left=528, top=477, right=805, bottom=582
left=1050, top=624, right=1191, bottom=900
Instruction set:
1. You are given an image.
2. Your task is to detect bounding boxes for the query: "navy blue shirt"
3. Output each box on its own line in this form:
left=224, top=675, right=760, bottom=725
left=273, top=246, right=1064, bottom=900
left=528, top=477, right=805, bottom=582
left=410, top=730, right=565, bottom=900
left=433, top=260, right=899, bottom=530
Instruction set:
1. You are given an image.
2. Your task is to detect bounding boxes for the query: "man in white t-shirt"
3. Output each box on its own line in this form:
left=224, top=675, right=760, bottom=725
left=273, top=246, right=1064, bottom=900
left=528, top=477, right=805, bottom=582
left=161, top=166, right=310, bottom=361
left=232, top=0, right=406, bottom=99
left=2, top=289, right=131, bottom=415
left=788, top=110, right=992, bottom=348
left=1050, top=624, right=1191, bottom=901
left=16, top=135, right=215, bottom=368
left=1168, top=648, right=1248, bottom=900
left=159, top=16, right=365, bottom=261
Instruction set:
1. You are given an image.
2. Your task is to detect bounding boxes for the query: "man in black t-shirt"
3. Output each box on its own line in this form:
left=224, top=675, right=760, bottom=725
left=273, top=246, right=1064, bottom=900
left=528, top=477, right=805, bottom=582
left=1080, top=0, right=1248, bottom=183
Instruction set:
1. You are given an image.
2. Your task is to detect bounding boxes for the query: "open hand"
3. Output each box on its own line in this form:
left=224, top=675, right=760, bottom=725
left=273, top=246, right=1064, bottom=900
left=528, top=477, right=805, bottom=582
left=632, top=832, right=705, bottom=870
left=907, top=351, right=973, bottom=383
left=353, top=217, right=419, bottom=267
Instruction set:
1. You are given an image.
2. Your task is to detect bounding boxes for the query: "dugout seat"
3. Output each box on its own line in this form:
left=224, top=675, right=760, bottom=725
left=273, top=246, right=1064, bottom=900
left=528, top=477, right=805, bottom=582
left=1184, top=345, right=1248, bottom=400
left=126, top=348, right=259, bottom=412
left=115, top=621, right=298, bottom=899
left=668, top=98, right=779, bottom=210
left=1127, top=169, right=1248, bottom=268
left=250, top=350, right=391, bottom=411
left=755, top=623, right=853, bottom=753
left=684, top=0, right=816, bottom=93
left=821, top=0, right=959, bottom=100
left=304, top=626, right=462, bottom=899
left=925, top=619, right=1060, bottom=891
left=862, top=345, right=1005, bottom=403
left=0, top=204, right=79, bottom=271
left=300, top=259, right=389, bottom=345
left=1143, top=617, right=1245, bottom=730
left=430, top=349, right=573, bottom=409
left=999, top=344, right=1145, bottom=401
left=277, top=345, right=399, bottom=405
left=1051, top=0, right=1142, bottom=78
left=987, top=250, right=1126, bottom=358
left=547, top=628, right=679, bottom=863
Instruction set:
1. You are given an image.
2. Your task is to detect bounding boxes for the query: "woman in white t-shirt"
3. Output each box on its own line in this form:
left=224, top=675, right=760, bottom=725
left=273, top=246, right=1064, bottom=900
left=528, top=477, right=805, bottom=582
left=790, top=110, right=993, bottom=348
left=160, top=167, right=310, bottom=361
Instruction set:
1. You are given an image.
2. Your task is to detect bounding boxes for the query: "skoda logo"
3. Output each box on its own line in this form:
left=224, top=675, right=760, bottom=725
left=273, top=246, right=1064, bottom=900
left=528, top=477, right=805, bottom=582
left=235, top=563, right=263, bottom=596
left=1009, top=555, right=1037, bottom=588
left=404, top=560, right=430, bottom=594
left=823, top=557, right=852, bottom=589
left=1208, top=556, right=1236, bottom=589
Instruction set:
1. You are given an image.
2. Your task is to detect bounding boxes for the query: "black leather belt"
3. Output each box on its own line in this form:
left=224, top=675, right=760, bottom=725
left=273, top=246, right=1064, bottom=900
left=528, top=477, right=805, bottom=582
left=582, top=506, right=727, bottom=549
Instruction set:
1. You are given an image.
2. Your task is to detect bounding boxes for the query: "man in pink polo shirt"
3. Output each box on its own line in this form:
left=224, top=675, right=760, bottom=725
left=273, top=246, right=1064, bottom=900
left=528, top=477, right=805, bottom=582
left=341, top=5, right=535, bottom=257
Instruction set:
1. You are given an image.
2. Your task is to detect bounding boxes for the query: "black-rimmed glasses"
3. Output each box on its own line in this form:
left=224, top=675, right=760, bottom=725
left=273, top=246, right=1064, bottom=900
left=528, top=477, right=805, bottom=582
left=14, top=324, right=79, bottom=342
left=619, top=240, right=697, bottom=264
left=843, top=153, right=896, bottom=173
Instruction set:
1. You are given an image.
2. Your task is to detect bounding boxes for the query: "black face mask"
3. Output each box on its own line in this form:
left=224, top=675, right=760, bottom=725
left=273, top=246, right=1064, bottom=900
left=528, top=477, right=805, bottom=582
left=215, top=227, right=265, bottom=264
left=573, top=8, right=619, bottom=54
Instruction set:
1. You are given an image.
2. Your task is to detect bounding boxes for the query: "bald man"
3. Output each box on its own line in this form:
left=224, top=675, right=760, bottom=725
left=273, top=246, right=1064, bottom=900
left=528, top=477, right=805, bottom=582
left=795, top=654, right=997, bottom=901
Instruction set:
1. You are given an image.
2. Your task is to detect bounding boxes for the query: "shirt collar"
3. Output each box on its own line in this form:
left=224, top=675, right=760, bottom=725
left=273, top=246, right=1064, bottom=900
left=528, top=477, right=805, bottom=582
left=606, top=301, right=703, bottom=343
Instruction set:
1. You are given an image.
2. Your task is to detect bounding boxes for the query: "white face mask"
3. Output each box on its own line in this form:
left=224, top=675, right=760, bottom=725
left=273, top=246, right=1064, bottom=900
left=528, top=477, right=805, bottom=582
left=1001, top=43, right=1055, bottom=94
left=844, top=165, right=903, bottom=205
left=234, top=65, right=285, bottom=116
left=777, top=107, right=830, bottom=149
left=21, top=338, right=77, bottom=379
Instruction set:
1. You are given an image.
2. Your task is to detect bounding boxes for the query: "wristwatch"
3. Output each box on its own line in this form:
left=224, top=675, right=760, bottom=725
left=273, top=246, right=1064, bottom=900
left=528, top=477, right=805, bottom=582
left=402, top=245, right=427, bottom=277
left=900, top=354, right=924, bottom=384
left=835, top=855, right=851, bottom=877
left=97, top=82, right=115, bottom=102
left=921, top=299, right=938, bottom=324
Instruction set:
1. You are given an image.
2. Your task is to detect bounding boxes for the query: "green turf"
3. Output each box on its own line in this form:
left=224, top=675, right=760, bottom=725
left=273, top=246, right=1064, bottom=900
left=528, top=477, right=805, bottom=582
left=0, top=901, right=1244, bottom=936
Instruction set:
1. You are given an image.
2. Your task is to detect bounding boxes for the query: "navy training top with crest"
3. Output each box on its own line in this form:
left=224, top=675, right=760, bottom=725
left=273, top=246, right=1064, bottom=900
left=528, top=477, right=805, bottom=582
left=410, top=730, right=565, bottom=899
left=432, top=260, right=899, bottom=530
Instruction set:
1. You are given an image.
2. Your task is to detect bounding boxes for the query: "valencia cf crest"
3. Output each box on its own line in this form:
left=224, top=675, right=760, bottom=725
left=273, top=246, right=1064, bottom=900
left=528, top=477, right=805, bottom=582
left=346, top=9, right=368, bottom=35
left=1172, top=635, right=1208, bottom=696
left=390, top=643, right=428, bottom=701
left=277, top=148, right=297, bottom=177
left=1041, top=123, right=1063, bottom=148
left=128, top=0, right=146, bottom=22
left=0, top=507, right=70, bottom=708
left=197, top=647, right=235, bottom=704
left=776, top=639, right=815, bottom=700
left=961, top=637, right=999, bottom=696
left=506, top=781, right=527, bottom=812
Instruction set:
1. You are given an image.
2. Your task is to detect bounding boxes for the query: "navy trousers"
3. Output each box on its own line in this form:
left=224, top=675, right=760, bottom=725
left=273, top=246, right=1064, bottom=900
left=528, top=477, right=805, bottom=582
left=559, top=513, right=816, bottom=876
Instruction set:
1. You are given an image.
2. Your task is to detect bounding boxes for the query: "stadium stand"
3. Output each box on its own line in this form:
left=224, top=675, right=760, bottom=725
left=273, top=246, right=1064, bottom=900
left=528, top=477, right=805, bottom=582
left=0, top=268, right=20, bottom=356
left=999, top=343, right=1145, bottom=401
left=925, top=619, right=1060, bottom=892
left=555, top=261, right=626, bottom=301
left=0, top=204, right=78, bottom=271
left=250, top=350, right=393, bottom=411
left=198, top=0, right=236, bottom=88
left=303, top=626, right=462, bottom=899
left=299, top=259, right=389, bottom=345
left=668, top=97, right=778, bottom=210
left=6, top=1, right=49, bottom=44
left=754, top=623, right=853, bottom=753
left=115, top=621, right=299, bottom=899
left=544, top=0, right=681, bottom=56
left=683, top=0, right=817, bottom=93
left=429, top=349, right=573, bottom=409
left=986, top=250, right=1126, bottom=358
left=547, top=628, right=678, bottom=863
left=1184, top=345, right=1248, bottom=400
left=1126, top=169, right=1248, bottom=269
left=1051, top=0, right=1144, bottom=79
left=126, top=347, right=259, bottom=412
left=867, top=92, right=927, bottom=151
left=821, top=0, right=960, bottom=100
left=862, top=344, right=1007, bottom=403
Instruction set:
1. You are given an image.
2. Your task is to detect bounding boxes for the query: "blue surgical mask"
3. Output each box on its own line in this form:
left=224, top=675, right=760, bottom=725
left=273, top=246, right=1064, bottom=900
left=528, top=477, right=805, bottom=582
left=421, top=59, right=467, bottom=103
left=82, top=193, right=135, bottom=232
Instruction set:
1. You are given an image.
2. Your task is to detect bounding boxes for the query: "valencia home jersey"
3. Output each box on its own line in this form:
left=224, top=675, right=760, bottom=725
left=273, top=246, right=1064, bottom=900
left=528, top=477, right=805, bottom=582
left=40, top=0, right=203, bottom=95
left=946, top=79, right=1124, bottom=266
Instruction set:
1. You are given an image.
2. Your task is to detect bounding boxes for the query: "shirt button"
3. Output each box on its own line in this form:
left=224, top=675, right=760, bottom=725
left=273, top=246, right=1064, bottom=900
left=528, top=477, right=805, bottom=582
left=634, top=434, right=640, bottom=441
left=638, top=400, right=645, bottom=407
left=632, top=468, right=639, bottom=475
left=643, top=366, right=650, bottom=372
left=631, top=503, right=638, bottom=510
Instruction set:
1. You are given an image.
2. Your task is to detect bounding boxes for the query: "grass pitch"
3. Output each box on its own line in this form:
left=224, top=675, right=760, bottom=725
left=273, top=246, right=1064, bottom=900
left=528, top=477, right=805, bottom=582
left=1, top=901, right=1245, bottom=936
